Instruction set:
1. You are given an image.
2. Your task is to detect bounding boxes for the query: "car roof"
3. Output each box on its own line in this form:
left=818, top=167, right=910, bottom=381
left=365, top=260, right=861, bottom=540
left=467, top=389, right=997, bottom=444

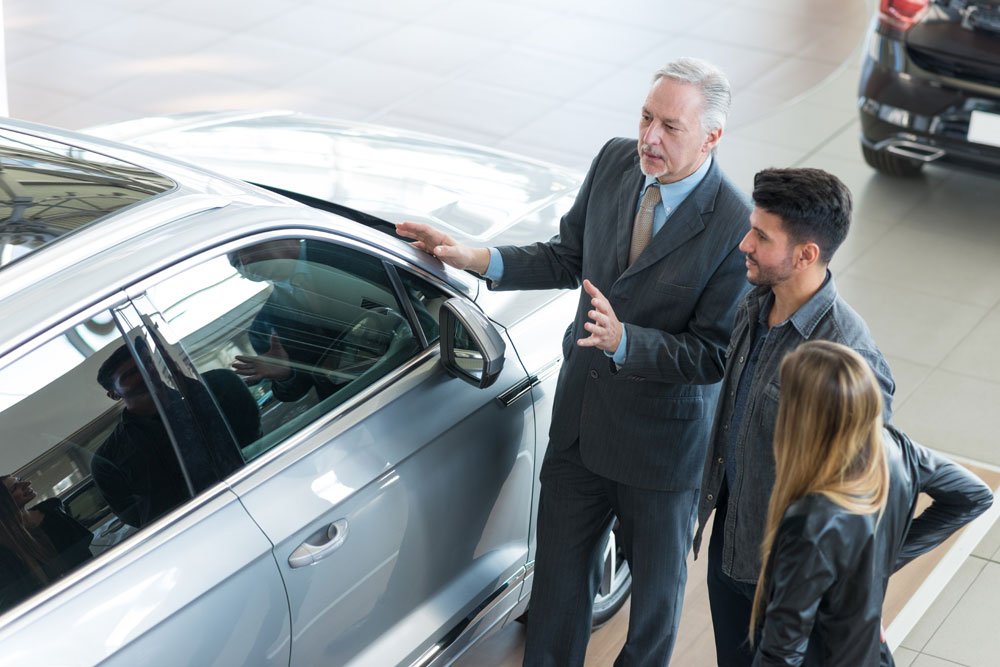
left=88, top=110, right=582, bottom=248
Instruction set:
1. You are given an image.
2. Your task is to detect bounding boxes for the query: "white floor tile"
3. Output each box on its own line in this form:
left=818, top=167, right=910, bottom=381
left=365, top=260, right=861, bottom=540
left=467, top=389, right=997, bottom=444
left=971, top=518, right=1000, bottom=563
left=381, top=80, right=561, bottom=140
left=893, top=647, right=920, bottom=667
left=843, top=225, right=1000, bottom=309
left=893, top=371, right=1000, bottom=466
left=901, top=556, right=986, bottom=651
left=923, top=561, right=1000, bottom=666
left=728, top=102, right=854, bottom=151
left=241, top=6, right=400, bottom=56
left=880, top=355, right=934, bottom=413
left=912, top=654, right=972, bottom=667
left=4, top=0, right=129, bottom=41
left=350, top=24, right=507, bottom=77
left=71, top=14, right=230, bottom=59
left=517, top=15, right=667, bottom=66
left=415, top=0, right=558, bottom=41
left=146, top=0, right=295, bottom=31
left=835, top=274, right=986, bottom=368
left=941, top=309, right=1000, bottom=384
left=3, top=31, right=58, bottom=64
left=457, top=47, right=616, bottom=102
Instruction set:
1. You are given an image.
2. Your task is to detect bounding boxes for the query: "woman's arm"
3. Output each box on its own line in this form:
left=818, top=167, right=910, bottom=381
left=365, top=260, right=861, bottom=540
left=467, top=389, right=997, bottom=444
left=753, top=511, right=839, bottom=666
left=893, top=427, right=994, bottom=570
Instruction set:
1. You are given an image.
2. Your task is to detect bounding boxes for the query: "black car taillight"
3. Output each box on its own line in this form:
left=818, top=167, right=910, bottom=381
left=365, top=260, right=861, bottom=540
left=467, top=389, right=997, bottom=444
left=879, top=0, right=930, bottom=31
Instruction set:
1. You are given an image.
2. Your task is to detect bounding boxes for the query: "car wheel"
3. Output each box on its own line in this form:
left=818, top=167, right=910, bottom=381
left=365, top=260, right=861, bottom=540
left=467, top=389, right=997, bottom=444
left=591, top=517, right=632, bottom=628
left=861, top=143, right=923, bottom=177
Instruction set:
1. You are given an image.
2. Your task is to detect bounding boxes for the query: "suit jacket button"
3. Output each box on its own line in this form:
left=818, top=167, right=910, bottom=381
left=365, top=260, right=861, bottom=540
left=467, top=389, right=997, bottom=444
left=589, top=369, right=599, bottom=379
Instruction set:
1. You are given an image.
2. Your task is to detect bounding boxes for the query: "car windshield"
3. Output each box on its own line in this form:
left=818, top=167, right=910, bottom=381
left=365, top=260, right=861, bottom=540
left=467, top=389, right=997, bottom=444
left=0, top=128, right=174, bottom=270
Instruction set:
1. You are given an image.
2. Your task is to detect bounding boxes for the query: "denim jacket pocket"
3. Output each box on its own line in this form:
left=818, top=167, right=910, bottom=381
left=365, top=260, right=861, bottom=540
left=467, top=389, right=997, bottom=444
left=758, top=380, right=781, bottom=427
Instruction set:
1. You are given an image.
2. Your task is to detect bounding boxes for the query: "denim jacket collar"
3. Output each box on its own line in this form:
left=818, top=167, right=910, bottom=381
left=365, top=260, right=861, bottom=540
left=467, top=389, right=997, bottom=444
left=748, top=270, right=837, bottom=338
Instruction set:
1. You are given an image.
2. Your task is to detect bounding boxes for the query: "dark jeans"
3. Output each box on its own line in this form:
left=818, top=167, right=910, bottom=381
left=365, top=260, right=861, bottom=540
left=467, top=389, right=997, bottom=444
left=707, top=484, right=758, bottom=667
left=523, top=442, right=698, bottom=667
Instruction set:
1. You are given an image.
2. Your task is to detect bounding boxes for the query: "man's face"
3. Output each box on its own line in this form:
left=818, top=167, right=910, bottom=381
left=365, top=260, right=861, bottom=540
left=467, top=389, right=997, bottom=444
left=3, top=476, right=35, bottom=508
left=637, top=77, right=721, bottom=184
left=739, top=207, right=797, bottom=287
left=108, top=358, right=155, bottom=414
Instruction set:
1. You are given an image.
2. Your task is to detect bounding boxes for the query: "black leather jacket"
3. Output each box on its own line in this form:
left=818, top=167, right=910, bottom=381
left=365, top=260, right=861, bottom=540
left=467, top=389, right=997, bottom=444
left=753, top=426, right=993, bottom=666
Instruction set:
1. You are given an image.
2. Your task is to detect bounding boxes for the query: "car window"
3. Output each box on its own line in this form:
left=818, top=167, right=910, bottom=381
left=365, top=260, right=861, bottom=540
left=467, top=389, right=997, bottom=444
left=0, top=316, right=200, bottom=615
left=141, top=237, right=424, bottom=463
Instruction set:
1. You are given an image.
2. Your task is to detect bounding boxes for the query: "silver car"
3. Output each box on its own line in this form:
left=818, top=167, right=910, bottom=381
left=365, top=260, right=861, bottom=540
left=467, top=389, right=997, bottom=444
left=0, top=112, right=631, bottom=666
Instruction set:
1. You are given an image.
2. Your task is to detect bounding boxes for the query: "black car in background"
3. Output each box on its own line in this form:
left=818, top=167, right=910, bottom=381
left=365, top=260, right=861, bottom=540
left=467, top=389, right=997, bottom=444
left=859, top=0, right=1000, bottom=176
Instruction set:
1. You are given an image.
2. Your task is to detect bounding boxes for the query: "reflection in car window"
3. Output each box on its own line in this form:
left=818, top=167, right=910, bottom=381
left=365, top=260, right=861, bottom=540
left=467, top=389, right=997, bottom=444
left=0, top=129, right=174, bottom=270
left=0, top=321, right=194, bottom=614
left=142, top=238, right=423, bottom=462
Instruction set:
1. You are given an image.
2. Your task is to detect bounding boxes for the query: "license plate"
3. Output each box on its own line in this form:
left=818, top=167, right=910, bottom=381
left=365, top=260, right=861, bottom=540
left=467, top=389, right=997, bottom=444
left=968, top=110, right=1000, bottom=148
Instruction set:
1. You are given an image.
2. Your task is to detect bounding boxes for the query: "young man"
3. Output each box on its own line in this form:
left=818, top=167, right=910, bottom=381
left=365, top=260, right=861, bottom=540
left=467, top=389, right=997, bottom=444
left=694, top=167, right=896, bottom=665
left=399, top=57, right=751, bottom=666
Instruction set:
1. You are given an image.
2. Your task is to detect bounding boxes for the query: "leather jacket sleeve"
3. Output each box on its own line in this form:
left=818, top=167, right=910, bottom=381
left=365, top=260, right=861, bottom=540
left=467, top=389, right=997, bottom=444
left=893, top=427, right=994, bottom=570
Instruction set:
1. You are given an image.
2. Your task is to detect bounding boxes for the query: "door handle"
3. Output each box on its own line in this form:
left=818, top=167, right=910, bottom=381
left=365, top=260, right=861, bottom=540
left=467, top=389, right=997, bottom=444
left=288, top=519, right=349, bottom=569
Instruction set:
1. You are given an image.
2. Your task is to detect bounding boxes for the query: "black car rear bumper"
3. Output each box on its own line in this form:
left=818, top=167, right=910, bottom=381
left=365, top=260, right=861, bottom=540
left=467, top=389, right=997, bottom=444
left=859, top=27, right=1000, bottom=174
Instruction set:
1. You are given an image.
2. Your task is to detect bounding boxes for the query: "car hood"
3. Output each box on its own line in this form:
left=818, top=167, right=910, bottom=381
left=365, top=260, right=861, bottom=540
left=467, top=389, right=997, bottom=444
left=87, top=111, right=580, bottom=249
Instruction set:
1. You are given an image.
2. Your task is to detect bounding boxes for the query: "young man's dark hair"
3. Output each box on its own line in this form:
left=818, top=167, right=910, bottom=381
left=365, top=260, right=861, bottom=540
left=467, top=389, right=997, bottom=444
left=96, top=345, right=135, bottom=392
left=751, top=167, right=852, bottom=263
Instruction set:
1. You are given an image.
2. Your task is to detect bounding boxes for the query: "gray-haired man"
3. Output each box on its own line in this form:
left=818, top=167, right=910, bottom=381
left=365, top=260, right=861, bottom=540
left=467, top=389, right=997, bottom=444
left=399, top=58, right=751, bottom=665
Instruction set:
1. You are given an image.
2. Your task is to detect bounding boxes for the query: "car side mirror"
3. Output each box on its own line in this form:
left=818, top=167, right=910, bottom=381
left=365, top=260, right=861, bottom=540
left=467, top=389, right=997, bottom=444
left=439, top=298, right=505, bottom=389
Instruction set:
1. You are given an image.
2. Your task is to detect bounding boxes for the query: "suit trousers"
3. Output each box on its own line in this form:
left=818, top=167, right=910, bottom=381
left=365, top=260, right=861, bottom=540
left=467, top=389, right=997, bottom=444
left=523, top=441, right=698, bottom=667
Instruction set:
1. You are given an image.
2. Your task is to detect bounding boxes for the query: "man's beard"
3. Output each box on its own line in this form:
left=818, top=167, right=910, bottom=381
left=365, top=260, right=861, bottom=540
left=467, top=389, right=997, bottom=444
left=746, top=253, right=795, bottom=287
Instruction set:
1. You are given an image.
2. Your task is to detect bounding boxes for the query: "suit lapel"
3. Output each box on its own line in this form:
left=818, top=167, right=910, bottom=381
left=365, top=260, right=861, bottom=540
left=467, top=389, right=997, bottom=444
left=619, top=159, right=722, bottom=279
left=616, top=159, right=645, bottom=275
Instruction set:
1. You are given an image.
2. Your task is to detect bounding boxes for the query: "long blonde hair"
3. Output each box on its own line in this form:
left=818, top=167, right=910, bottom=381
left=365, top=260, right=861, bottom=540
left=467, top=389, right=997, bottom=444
left=749, top=341, right=889, bottom=638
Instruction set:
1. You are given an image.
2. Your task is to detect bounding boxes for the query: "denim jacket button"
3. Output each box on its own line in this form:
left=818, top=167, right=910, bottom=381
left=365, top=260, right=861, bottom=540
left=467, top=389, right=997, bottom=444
left=707, top=494, right=714, bottom=501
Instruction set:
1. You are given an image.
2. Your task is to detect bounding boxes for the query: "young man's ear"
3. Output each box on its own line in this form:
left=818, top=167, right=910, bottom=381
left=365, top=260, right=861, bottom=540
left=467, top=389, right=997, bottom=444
left=795, top=242, right=821, bottom=269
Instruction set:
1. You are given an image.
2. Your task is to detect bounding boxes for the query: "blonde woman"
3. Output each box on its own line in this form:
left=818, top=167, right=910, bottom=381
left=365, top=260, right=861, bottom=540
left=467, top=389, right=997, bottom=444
left=750, top=341, right=993, bottom=666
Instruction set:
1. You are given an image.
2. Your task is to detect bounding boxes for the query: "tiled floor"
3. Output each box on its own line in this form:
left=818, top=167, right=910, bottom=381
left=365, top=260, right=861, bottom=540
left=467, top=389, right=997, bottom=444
left=3, top=0, right=998, bottom=664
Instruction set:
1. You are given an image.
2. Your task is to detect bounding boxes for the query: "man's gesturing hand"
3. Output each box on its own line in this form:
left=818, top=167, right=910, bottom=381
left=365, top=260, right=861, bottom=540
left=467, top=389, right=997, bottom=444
left=232, top=333, right=292, bottom=384
left=396, top=221, right=490, bottom=274
left=577, top=279, right=623, bottom=354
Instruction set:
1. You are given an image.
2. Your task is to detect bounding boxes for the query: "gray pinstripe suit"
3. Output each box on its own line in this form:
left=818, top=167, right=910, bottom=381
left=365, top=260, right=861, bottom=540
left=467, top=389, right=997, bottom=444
left=492, top=137, right=751, bottom=665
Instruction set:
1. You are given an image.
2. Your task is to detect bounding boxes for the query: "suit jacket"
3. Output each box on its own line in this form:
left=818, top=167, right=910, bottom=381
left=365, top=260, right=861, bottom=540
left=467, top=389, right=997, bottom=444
left=492, top=138, right=751, bottom=490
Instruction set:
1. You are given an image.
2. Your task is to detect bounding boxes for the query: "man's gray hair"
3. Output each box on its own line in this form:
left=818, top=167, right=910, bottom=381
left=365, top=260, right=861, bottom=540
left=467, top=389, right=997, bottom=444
left=652, top=58, right=732, bottom=134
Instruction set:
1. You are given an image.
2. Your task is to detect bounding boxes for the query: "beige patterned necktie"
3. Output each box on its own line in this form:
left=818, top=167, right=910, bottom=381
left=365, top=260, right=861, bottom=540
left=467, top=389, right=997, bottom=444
left=628, top=184, right=662, bottom=266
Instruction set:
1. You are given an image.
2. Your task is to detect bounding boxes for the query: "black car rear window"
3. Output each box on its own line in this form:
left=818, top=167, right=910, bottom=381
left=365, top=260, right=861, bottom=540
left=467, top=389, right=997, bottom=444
left=0, top=128, right=174, bottom=270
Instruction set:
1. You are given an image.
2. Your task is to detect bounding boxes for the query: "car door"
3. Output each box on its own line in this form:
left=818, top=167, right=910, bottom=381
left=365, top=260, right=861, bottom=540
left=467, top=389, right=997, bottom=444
left=134, top=229, right=535, bottom=666
left=0, top=298, right=289, bottom=667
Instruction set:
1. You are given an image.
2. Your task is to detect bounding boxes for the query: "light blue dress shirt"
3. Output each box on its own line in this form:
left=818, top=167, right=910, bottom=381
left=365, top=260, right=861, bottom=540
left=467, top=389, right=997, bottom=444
left=484, top=155, right=713, bottom=364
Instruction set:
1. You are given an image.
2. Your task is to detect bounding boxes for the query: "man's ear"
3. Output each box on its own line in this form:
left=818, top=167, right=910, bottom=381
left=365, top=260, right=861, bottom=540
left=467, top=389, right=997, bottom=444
left=796, top=242, right=821, bottom=269
left=703, top=126, right=723, bottom=153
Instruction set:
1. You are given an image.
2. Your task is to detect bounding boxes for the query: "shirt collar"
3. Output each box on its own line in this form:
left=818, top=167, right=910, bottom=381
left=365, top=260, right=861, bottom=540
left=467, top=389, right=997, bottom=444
left=643, top=154, right=713, bottom=201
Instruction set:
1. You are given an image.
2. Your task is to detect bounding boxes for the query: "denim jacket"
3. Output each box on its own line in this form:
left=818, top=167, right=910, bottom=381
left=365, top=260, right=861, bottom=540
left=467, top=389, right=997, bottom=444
left=693, top=273, right=895, bottom=583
